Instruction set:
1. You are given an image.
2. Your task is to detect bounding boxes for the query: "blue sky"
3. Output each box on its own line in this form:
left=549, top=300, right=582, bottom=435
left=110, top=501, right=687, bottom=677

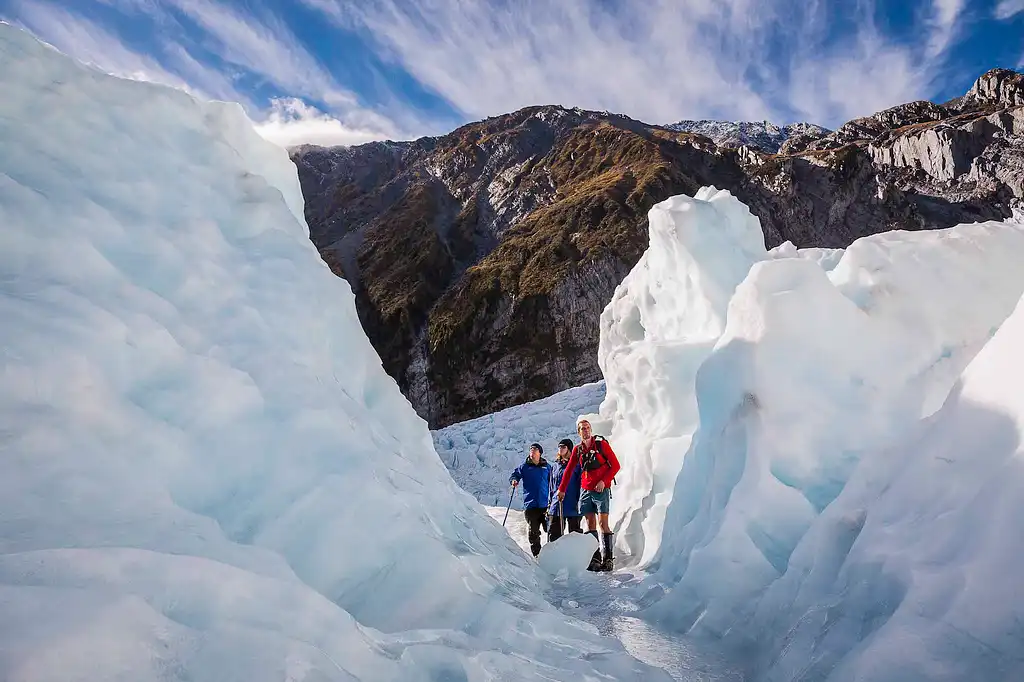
left=2, top=0, right=1022, bottom=147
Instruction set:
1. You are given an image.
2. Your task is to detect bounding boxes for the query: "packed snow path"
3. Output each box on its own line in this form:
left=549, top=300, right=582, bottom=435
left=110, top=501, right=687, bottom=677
left=442, top=379, right=742, bottom=679
left=488, top=507, right=744, bottom=682
left=434, top=385, right=740, bottom=679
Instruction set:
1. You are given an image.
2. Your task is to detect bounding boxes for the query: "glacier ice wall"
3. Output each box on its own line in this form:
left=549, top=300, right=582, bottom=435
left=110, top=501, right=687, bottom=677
left=741, top=291, right=1024, bottom=681
left=597, top=185, right=1024, bottom=679
left=597, top=187, right=768, bottom=564
left=0, top=24, right=667, bottom=682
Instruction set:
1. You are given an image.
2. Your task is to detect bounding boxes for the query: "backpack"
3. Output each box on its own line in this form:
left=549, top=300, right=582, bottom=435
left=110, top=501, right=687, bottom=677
left=579, top=436, right=610, bottom=472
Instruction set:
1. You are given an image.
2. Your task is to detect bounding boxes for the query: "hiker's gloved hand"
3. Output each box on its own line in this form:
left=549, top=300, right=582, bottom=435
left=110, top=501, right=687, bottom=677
left=595, top=481, right=606, bottom=493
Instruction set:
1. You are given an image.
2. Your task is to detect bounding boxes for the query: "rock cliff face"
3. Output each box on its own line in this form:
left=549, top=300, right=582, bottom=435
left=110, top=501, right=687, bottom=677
left=292, top=68, right=1024, bottom=428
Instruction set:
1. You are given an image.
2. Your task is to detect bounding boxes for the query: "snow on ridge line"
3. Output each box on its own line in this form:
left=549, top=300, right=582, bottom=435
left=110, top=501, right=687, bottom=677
left=0, top=24, right=668, bottom=682
left=663, top=120, right=831, bottom=152
left=590, top=184, right=1024, bottom=679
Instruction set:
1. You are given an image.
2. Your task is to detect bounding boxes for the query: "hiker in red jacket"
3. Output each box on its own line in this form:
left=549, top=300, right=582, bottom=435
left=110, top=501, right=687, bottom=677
left=558, top=416, right=621, bottom=571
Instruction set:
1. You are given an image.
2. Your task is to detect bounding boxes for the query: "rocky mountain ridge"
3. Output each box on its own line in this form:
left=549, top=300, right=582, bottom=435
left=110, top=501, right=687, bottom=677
left=664, top=120, right=832, bottom=153
left=292, top=68, right=1024, bottom=428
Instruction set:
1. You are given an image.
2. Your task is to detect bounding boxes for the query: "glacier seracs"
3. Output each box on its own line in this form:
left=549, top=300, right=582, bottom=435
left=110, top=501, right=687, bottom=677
left=740, top=290, right=1024, bottom=681
left=594, top=186, right=1024, bottom=680
left=595, top=187, right=769, bottom=566
left=0, top=24, right=668, bottom=682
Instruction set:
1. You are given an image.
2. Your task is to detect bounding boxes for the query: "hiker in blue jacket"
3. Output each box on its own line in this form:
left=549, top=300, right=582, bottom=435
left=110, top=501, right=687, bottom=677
left=510, top=443, right=551, bottom=557
left=548, top=438, right=583, bottom=542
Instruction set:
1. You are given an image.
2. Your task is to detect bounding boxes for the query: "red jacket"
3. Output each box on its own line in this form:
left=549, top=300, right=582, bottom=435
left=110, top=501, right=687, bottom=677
left=561, top=436, right=621, bottom=493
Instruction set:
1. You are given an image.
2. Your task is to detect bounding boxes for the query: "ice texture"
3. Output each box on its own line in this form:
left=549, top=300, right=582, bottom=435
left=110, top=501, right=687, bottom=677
left=591, top=186, right=1024, bottom=680
left=538, top=532, right=600, bottom=577
left=0, top=24, right=668, bottom=682
left=739, top=291, right=1024, bottom=681
left=596, top=187, right=769, bottom=565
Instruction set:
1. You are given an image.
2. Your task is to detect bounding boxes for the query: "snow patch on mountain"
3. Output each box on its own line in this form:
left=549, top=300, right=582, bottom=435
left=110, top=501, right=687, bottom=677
left=665, top=120, right=831, bottom=153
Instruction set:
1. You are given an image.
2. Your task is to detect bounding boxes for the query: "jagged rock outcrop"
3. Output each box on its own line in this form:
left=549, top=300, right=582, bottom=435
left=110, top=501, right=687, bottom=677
left=952, top=68, right=1024, bottom=111
left=293, top=68, right=1024, bottom=428
left=868, top=107, right=1024, bottom=189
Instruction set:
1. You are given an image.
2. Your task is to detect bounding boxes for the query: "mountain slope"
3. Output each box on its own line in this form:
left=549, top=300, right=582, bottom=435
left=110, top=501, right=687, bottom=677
left=293, top=68, right=1024, bottom=428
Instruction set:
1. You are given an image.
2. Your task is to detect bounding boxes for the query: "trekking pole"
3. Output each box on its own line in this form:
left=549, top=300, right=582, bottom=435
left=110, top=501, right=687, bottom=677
left=502, top=486, right=515, bottom=527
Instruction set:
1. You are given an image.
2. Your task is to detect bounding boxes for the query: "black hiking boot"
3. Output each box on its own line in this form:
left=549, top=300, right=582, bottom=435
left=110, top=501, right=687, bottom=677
left=586, top=530, right=602, bottom=571
left=600, top=532, right=614, bottom=572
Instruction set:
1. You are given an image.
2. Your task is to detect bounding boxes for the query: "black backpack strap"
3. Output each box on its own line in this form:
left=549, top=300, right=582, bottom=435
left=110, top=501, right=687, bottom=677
left=594, top=436, right=616, bottom=484
left=593, top=436, right=610, bottom=468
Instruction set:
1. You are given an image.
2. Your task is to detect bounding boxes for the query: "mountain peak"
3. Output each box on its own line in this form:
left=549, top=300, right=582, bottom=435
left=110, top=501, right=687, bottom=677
left=965, top=67, right=1024, bottom=108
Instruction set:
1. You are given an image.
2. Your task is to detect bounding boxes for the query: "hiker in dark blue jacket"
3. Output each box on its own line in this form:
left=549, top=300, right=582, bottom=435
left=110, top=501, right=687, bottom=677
left=548, top=438, right=583, bottom=542
left=510, top=443, right=551, bottom=557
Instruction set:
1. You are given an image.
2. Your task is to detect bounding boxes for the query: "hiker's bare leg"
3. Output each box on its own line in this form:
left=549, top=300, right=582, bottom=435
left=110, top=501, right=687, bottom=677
left=585, top=512, right=598, bottom=532
left=598, top=513, right=611, bottom=534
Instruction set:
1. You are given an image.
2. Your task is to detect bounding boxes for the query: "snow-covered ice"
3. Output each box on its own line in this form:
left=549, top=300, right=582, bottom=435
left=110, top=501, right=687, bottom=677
left=0, top=24, right=670, bottom=682
left=538, top=532, right=600, bottom=577
left=642, top=204, right=1024, bottom=631
left=433, top=381, right=605, bottom=508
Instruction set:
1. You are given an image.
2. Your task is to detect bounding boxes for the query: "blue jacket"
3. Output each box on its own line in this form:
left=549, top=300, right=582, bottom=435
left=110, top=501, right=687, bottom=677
left=548, top=457, right=582, bottom=517
left=510, top=457, right=551, bottom=510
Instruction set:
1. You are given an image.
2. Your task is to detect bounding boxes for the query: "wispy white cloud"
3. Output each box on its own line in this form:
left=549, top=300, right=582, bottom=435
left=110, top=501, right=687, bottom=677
left=91, top=0, right=165, bottom=14
left=299, top=0, right=968, bottom=128
left=300, top=0, right=773, bottom=122
left=4, top=0, right=992, bottom=142
left=161, top=0, right=354, bottom=108
left=159, top=40, right=253, bottom=106
left=7, top=0, right=261, bottom=109
left=994, top=0, right=1024, bottom=20
left=253, top=98, right=393, bottom=148
left=925, top=0, right=966, bottom=58
left=158, top=0, right=418, bottom=136
left=789, top=40, right=924, bottom=127
left=783, top=1, right=931, bottom=125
